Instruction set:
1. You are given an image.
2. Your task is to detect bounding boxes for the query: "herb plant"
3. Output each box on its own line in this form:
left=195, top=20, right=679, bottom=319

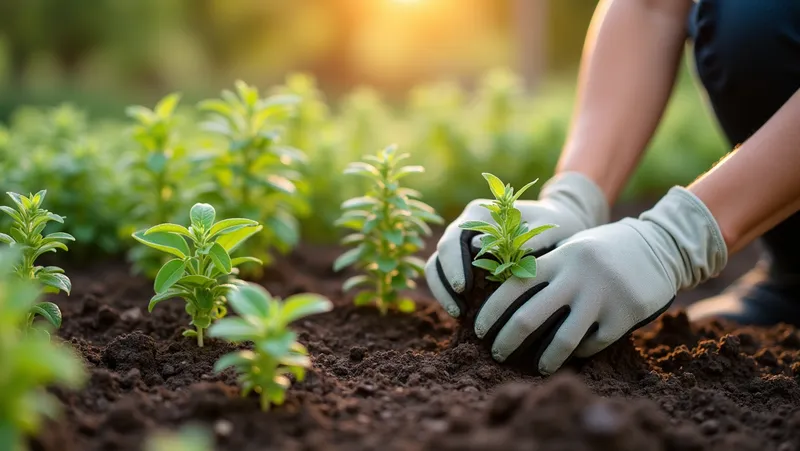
left=0, top=191, right=74, bottom=335
left=209, top=283, right=332, bottom=411
left=333, top=144, right=443, bottom=314
left=0, top=248, right=86, bottom=451
left=132, top=202, right=263, bottom=347
left=459, top=173, right=557, bottom=283
left=199, top=80, right=308, bottom=269
left=125, top=93, right=194, bottom=276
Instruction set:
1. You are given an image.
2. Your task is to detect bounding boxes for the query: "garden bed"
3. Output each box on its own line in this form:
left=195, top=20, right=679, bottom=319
left=37, top=242, right=800, bottom=451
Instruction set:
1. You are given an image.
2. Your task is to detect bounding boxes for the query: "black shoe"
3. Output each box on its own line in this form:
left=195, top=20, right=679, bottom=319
left=686, top=261, right=800, bottom=328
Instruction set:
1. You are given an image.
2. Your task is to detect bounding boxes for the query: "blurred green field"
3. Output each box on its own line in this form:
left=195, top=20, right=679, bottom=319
left=0, top=67, right=729, bottom=265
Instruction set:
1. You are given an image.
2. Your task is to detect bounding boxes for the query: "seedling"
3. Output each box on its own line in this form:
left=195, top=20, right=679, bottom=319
left=132, top=203, right=263, bottom=347
left=209, top=283, right=332, bottom=411
left=459, top=173, right=557, bottom=282
left=0, top=191, right=73, bottom=335
left=333, top=144, right=443, bottom=314
left=0, top=248, right=86, bottom=451
left=199, top=80, right=308, bottom=268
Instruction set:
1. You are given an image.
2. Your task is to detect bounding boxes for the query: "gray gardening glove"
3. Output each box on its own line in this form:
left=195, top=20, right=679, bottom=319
left=475, top=187, right=728, bottom=375
left=425, top=172, right=609, bottom=317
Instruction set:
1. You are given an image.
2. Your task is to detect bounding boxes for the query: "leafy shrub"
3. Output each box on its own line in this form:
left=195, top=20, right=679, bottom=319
left=132, top=203, right=263, bottom=347
left=209, top=283, right=332, bottom=411
left=333, top=144, right=443, bottom=314
left=460, top=173, right=556, bottom=282
left=198, top=80, right=308, bottom=269
left=1, top=191, right=74, bottom=335
left=0, top=248, right=86, bottom=451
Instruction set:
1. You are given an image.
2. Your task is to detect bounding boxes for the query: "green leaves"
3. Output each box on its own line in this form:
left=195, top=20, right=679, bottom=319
left=460, top=174, right=557, bottom=283
left=334, top=144, right=441, bottom=315
left=209, top=283, right=331, bottom=411
left=131, top=202, right=264, bottom=347
left=190, top=203, right=216, bottom=230
left=1, top=191, right=73, bottom=303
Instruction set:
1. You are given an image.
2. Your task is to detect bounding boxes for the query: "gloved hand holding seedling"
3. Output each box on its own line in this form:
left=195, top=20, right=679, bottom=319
left=333, top=144, right=443, bottom=314
left=0, top=191, right=74, bottom=336
left=460, top=173, right=557, bottom=282
left=209, top=283, right=332, bottom=411
left=132, top=203, right=263, bottom=347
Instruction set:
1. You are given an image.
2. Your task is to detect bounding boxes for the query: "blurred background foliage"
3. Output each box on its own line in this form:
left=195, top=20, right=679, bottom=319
left=0, top=0, right=729, bottom=258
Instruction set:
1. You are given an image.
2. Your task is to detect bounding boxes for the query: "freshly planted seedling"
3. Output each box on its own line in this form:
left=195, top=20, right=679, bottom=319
left=460, top=173, right=557, bottom=283
left=209, top=283, right=332, bottom=411
left=132, top=203, right=263, bottom=347
left=199, top=80, right=308, bottom=269
left=333, top=144, right=443, bottom=314
left=0, top=248, right=86, bottom=451
left=0, top=191, right=73, bottom=335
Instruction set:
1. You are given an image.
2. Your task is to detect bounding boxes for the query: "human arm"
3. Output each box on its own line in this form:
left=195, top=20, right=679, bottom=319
left=558, top=0, right=696, bottom=204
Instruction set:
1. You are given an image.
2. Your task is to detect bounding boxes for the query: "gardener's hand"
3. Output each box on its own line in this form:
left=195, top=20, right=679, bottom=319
left=477, top=187, right=728, bottom=374
left=425, top=172, right=609, bottom=317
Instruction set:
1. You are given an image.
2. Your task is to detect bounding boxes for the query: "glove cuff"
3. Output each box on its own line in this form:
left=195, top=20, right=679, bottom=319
left=540, top=172, right=610, bottom=228
left=639, top=186, right=728, bottom=291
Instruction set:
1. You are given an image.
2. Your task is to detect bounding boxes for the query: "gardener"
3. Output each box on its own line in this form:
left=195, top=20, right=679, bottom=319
left=425, top=0, right=800, bottom=375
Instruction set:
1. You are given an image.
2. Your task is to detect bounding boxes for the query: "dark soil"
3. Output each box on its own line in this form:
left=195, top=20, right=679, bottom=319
left=35, top=228, right=800, bottom=450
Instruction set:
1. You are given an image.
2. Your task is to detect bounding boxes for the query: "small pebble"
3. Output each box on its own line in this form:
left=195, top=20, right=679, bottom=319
left=700, top=419, right=719, bottom=435
left=581, top=401, right=622, bottom=436
left=120, top=307, right=142, bottom=322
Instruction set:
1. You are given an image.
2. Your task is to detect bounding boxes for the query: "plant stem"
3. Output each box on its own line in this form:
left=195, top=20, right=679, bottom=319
left=197, top=326, right=204, bottom=347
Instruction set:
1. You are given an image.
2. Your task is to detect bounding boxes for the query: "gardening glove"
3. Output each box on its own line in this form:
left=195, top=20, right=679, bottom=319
left=475, top=187, right=727, bottom=375
left=425, top=171, right=609, bottom=317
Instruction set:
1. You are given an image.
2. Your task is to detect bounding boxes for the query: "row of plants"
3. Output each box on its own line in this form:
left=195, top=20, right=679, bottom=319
left=0, top=68, right=728, bottom=266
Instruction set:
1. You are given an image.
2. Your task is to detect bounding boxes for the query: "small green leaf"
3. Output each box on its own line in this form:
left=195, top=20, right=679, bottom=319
left=340, top=233, right=365, bottom=246
left=144, top=223, right=192, bottom=237
left=190, top=203, right=216, bottom=230
left=209, top=242, right=232, bottom=274
left=343, top=275, right=370, bottom=292
left=231, top=256, right=263, bottom=268
left=459, top=221, right=501, bottom=237
left=182, top=329, right=198, bottom=337
left=383, top=229, right=404, bottom=246
left=209, top=218, right=259, bottom=237
left=344, top=162, right=380, bottom=177
left=333, top=246, right=363, bottom=272
left=482, top=173, right=506, bottom=199
left=0, top=206, right=22, bottom=222
left=512, top=224, right=558, bottom=249
left=282, top=294, right=333, bottom=324
left=377, top=257, right=398, bottom=273
left=514, top=255, right=538, bottom=278
left=207, top=318, right=260, bottom=341
left=341, top=197, right=378, bottom=210
left=227, top=283, right=270, bottom=318
left=155, top=92, right=181, bottom=118
left=132, top=230, right=190, bottom=259
left=493, top=261, right=514, bottom=276
left=512, top=178, right=539, bottom=201
left=473, top=259, right=499, bottom=272
left=216, top=225, right=263, bottom=253
left=38, top=273, right=72, bottom=295
left=354, top=291, right=376, bottom=306
left=393, top=165, right=424, bottom=180
left=0, top=232, right=13, bottom=244
left=401, top=256, right=426, bottom=272
left=43, top=232, right=75, bottom=242
left=155, top=259, right=187, bottom=293
left=175, top=275, right=216, bottom=287
left=148, top=289, right=184, bottom=312
left=214, top=351, right=255, bottom=373
left=31, top=302, right=62, bottom=328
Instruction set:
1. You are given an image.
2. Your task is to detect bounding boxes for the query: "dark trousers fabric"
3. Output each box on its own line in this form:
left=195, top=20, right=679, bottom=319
left=688, top=0, right=800, bottom=275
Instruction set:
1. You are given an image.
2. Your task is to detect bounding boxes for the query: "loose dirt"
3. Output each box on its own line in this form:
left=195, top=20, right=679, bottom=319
left=34, top=234, right=799, bottom=451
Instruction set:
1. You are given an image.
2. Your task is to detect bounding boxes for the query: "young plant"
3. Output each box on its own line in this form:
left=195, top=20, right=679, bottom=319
left=145, top=425, right=212, bottom=451
left=0, top=248, right=86, bottom=451
left=0, top=191, right=73, bottom=335
left=199, top=80, right=308, bottom=269
left=132, top=203, right=263, bottom=347
left=460, top=173, right=557, bottom=283
left=124, top=93, right=193, bottom=276
left=333, top=144, right=443, bottom=314
left=209, top=283, right=332, bottom=411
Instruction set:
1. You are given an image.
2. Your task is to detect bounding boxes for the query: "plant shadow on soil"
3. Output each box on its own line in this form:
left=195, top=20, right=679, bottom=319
left=37, top=232, right=800, bottom=451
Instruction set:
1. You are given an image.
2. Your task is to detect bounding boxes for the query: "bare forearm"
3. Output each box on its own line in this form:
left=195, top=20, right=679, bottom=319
left=690, top=90, right=800, bottom=254
left=557, top=0, right=694, bottom=204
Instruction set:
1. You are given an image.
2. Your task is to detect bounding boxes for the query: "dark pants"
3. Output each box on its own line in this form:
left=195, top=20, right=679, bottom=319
left=688, top=0, right=800, bottom=276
